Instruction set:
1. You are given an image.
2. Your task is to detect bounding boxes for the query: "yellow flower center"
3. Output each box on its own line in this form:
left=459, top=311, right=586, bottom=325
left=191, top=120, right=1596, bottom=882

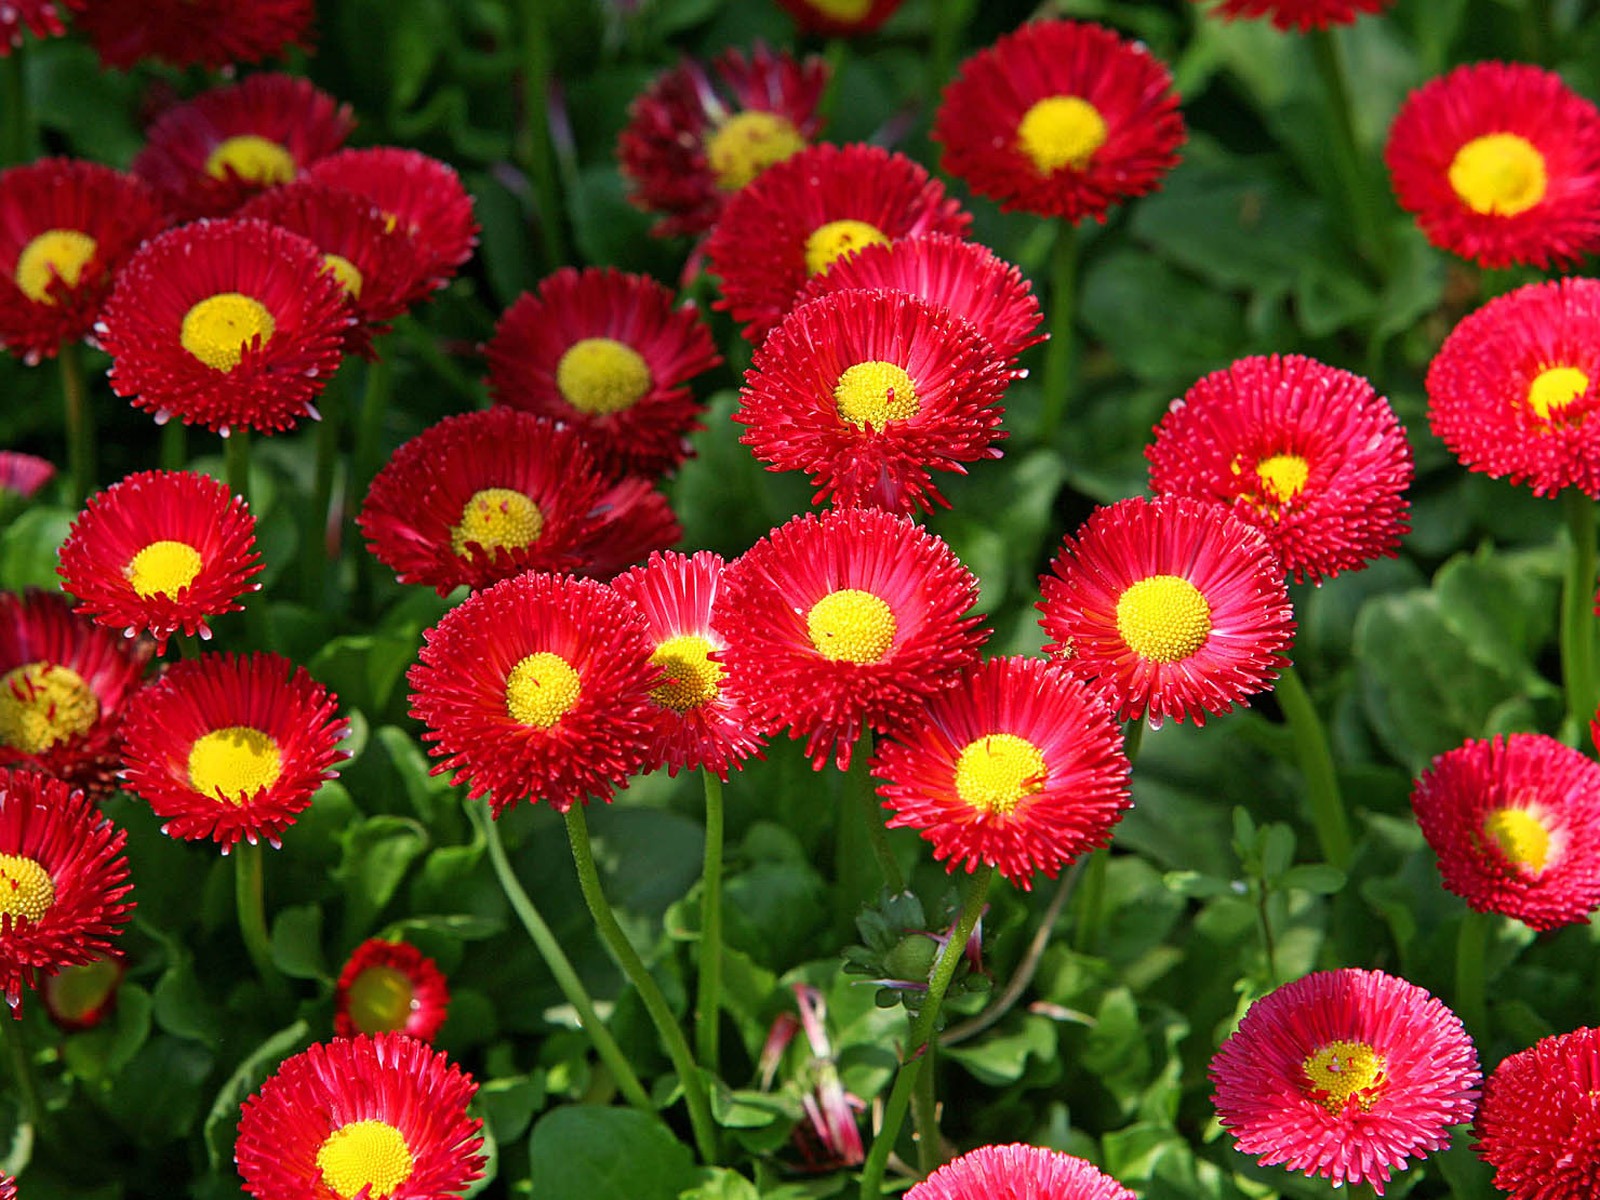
left=803, top=219, right=888, bottom=276
left=125, top=539, right=204, bottom=598
left=806, top=588, right=896, bottom=663
left=706, top=110, right=807, bottom=191
left=187, top=726, right=283, bottom=805
left=316, top=1119, right=415, bottom=1200
left=1115, top=575, right=1212, bottom=664
left=806, top=0, right=872, bottom=16
left=953, top=733, right=1047, bottom=816
left=321, top=252, right=364, bottom=299
left=649, top=634, right=722, bottom=712
left=1303, top=1039, right=1387, bottom=1115
left=450, top=488, right=544, bottom=559
left=0, top=854, right=54, bottom=924
left=1449, top=132, right=1547, bottom=216
left=1527, top=365, right=1590, bottom=421
left=555, top=337, right=653, bottom=416
left=179, top=292, right=276, bottom=373
left=203, top=134, right=296, bottom=186
left=505, top=651, right=581, bottom=728
left=834, top=360, right=919, bottom=431
left=347, top=964, right=417, bottom=1034
left=15, top=228, right=98, bottom=305
left=1017, top=95, right=1108, bottom=175
left=1484, top=806, right=1552, bottom=874
left=0, top=662, right=99, bottom=754
left=1256, top=453, right=1311, bottom=506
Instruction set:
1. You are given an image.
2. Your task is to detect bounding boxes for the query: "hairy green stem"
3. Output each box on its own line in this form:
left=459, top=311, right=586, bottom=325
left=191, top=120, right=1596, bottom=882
left=1309, top=28, right=1384, bottom=265
left=518, top=0, right=567, bottom=270
left=1277, top=663, right=1353, bottom=870
left=302, top=365, right=348, bottom=606
left=1072, top=849, right=1108, bottom=955
left=1455, top=908, right=1488, bottom=1040
left=852, top=735, right=904, bottom=896
left=696, top=769, right=726, bottom=1077
left=2, top=1013, right=43, bottom=1157
left=1255, top=881, right=1279, bottom=984
left=912, top=1037, right=940, bottom=1175
left=1561, top=490, right=1598, bottom=740
left=224, top=428, right=252, bottom=511
left=160, top=419, right=187, bottom=473
left=59, top=341, right=93, bottom=506
left=1036, top=220, right=1079, bottom=446
left=234, top=841, right=289, bottom=1007
left=928, top=0, right=975, bottom=107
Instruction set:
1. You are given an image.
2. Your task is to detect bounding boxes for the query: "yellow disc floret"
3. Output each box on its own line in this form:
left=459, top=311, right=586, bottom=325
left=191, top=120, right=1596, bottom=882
left=505, top=651, right=581, bottom=728
left=1256, top=453, right=1311, bottom=506
left=0, top=662, right=99, bottom=754
left=807, top=0, right=872, bottom=16
left=180, top=292, right=276, bottom=372
left=806, top=588, right=897, bottom=663
left=450, top=488, right=544, bottom=559
left=1484, top=806, right=1553, bottom=875
left=187, top=726, right=283, bottom=805
left=125, top=539, right=204, bottom=598
left=204, top=135, right=297, bottom=186
left=649, top=634, right=722, bottom=712
left=803, top=219, right=888, bottom=276
left=15, top=228, right=98, bottom=305
left=1115, top=575, right=1212, bottom=664
left=321, top=253, right=364, bottom=299
left=1303, top=1039, right=1387, bottom=1115
left=1017, top=95, right=1108, bottom=175
left=1527, top=365, right=1590, bottom=421
left=707, top=111, right=807, bottom=191
left=347, top=965, right=417, bottom=1034
left=834, top=360, right=920, bottom=431
left=316, top=1119, right=415, bottom=1200
left=555, top=337, right=653, bottom=416
left=0, top=854, right=54, bottom=924
left=1449, top=132, right=1548, bottom=216
left=954, top=733, right=1047, bottom=816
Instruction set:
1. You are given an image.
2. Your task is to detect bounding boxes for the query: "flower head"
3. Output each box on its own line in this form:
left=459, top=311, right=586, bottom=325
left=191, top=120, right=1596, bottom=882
left=1210, top=968, right=1481, bottom=1194
left=714, top=508, right=988, bottom=770
left=58, top=469, right=263, bottom=653
left=485, top=267, right=721, bottom=478
left=0, top=452, right=55, bottom=502
left=933, top=20, right=1185, bottom=223
left=0, top=768, right=134, bottom=1014
left=235, top=1033, right=485, bottom=1200
left=1386, top=62, right=1600, bottom=270
left=118, top=652, right=348, bottom=852
left=1192, top=0, right=1392, bottom=30
left=72, top=0, right=314, bottom=70
left=335, top=939, right=450, bottom=1043
left=1147, top=355, right=1413, bottom=584
left=407, top=573, right=659, bottom=816
left=772, top=0, right=905, bottom=36
left=41, top=955, right=123, bottom=1032
left=1038, top=495, right=1295, bottom=726
left=706, top=142, right=971, bottom=345
left=1475, top=1026, right=1600, bottom=1199
left=619, top=44, right=829, bottom=239
left=98, top=217, right=351, bottom=435
left=906, top=1144, right=1135, bottom=1200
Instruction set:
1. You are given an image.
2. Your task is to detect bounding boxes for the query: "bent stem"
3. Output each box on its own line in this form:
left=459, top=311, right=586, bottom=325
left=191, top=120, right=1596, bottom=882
left=1277, top=663, right=1353, bottom=871
left=858, top=864, right=993, bottom=1200
left=234, top=841, right=289, bottom=1008
left=469, top=802, right=654, bottom=1114
left=1561, top=489, right=1598, bottom=740
left=1308, top=28, right=1384, bottom=266
left=696, top=769, right=726, bottom=1077
left=59, top=340, right=94, bottom=506
left=1455, top=908, right=1489, bottom=1040
left=565, top=805, right=718, bottom=1165
left=1036, top=220, right=1079, bottom=447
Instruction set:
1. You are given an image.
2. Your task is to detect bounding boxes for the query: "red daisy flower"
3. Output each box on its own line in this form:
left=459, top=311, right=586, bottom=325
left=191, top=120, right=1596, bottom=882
left=610, top=550, right=767, bottom=779
left=0, top=158, right=166, bottom=364
left=58, top=469, right=262, bottom=653
left=72, top=0, right=313, bottom=70
left=1210, top=968, right=1481, bottom=1195
left=1475, top=1026, right=1600, bottom=1199
left=1386, top=62, right=1600, bottom=270
left=933, top=20, right=1185, bottom=223
left=360, top=408, right=679, bottom=595
left=794, top=233, right=1045, bottom=374
left=0, top=1173, right=14, bottom=1199
left=713, top=508, right=988, bottom=771
left=0, top=452, right=54, bottom=501
left=772, top=0, right=905, bottom=36
left=0, top=590, right=150, bottom=798
left=1426, top=278, right=1600, bottom=498
left=485, top=267, right=722, bottom=479
left=871, top=656, right=1129, bottom=888
left=1147, top=355, right=1414, bottom=585
left=235, top=1032, right=485, bottom=1200
left=905, top=1144, right=1135, bottom=1200
left=705, top=142, right=972, bottom=345
left=41, top=954, right=123, bottom=1032
left=334, top=939, right=450, bottom=1043
left=132, top=74, right=354, bottom=222
left=1037, top=495, right=1295, bottom=727
left=1192, top=0, right=1392, bottom=30
left=1, top=0, right=70, bottom=54
left=736, top=288, right=1010, bottom=514
left=407, top=572, right=659, bottom=816
left=0, top=768, right=134, bottom=1014
left=619, top=43, right=830, bottom=239
left=1410, top=734, right=1600, bottom=932
left=97, top=217, right=350, bottom=436
left=118, top=651, right=349, bottom=852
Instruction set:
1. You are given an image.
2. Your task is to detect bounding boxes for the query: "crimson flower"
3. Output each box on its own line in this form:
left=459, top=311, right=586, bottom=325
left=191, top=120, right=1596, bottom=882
left=906, top=1144, right=1135, bottom=1200
left=1475, top=1026, right=1600, bottom=1199
left=335, top=939, right=450, bottom=1043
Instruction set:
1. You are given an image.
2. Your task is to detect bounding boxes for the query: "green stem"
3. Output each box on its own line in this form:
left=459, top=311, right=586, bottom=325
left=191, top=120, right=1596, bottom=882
left=1454, top=908, right=1488, bottom=1040
left=1308, top=28, right=1385, bottom=266
left=911, top=1037, right=940, bottom=1175
left=302, top=365, right=348, bottom=606
left=1, top=46, right=30, bottom=167
left=927, top=0, right=975, bottom=107
left=1277, top=662, right=1353, bottom=871
left=470, top=803, right=654, bottom=1114
left=351, top=351, right=391, bottom=517
left=1123, top=716, right=1145, bottom=765
left=1036, top=220, right=1079, bottom=446
left=518, top=0, right=568, bottom=270
left=59, top=340, right=93, bottom=506
left=1072, top=849, right=1108, bottom=955
left=160, top=419, right=187, bottom=473
left=565, top=806, right=718, bottom=1165
left=817, top=38, right=848, bottom=124
left=1561, top=489, right=1598, bottom=740
left=858, top=865, right=993, bottom=1200
left=224, top=428, right=252, bottom=511
left=2, top=1013, right=43, bottom=1159
left=1255, top=881, right=1279, bottom=984
left=696, top=769, right=725, bottom=1078
left=234, top=841, right=289, bottom=1007
left=851, top=735, right=905, bottom=896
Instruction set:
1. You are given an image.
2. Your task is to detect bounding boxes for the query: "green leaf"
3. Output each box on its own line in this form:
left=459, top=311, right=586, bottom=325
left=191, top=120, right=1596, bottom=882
left=941, top=1014, right=1058, bottom=1086
left=62, top=981, right=153, bottom=1085
left=270, top=903, right=330, bottom=981
left=1080, top=250, right=1244, bottom=386
left=335, top=815, right=430, bottom=943
left=0, top=507, right=72, bottom=590
left=151, top=950, right=221, bottom=1047
left=527, top=1106, right=698, bottom=1200
left=103, top=1036, right=215, bottom=1144
left=203, top=1021, right=311, bottom=1171
left=1279, top=864, right=1347, bottom=895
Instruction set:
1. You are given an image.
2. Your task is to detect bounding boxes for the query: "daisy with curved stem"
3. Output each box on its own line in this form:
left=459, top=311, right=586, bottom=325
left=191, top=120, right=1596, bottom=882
left=71, top=0, right=314, bottom=70
left=485, top=267, right=722, bottom=479
left=1475, top=1025, right=1600, bottom=1198
left=1210, top=968, right=1481, bottom=1195
left=905, top=1144, right=1135, bottom=1200
left=335, top=938, right=450, bottom=1042
left=235, top=1032, right=485, bottom=1200
left=57, top=469, right=263, bottom=654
